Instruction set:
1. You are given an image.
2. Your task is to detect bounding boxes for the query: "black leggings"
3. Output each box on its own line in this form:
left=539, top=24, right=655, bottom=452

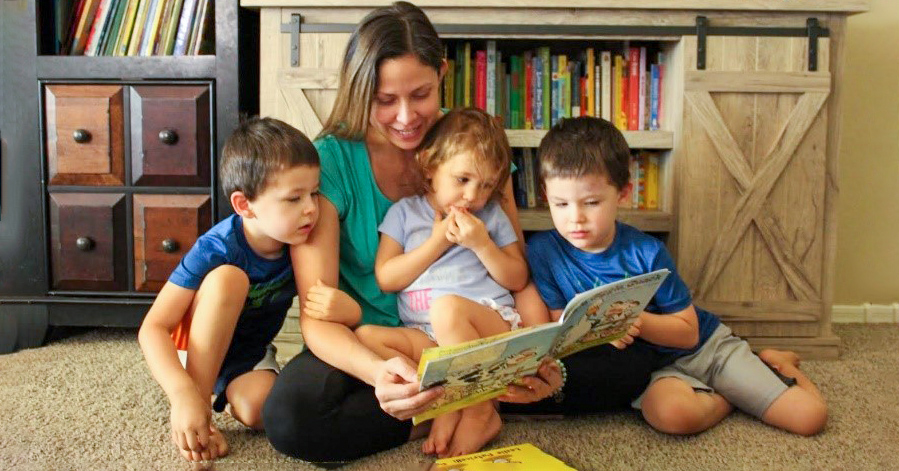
left=263, top=342, right=660, bottom=463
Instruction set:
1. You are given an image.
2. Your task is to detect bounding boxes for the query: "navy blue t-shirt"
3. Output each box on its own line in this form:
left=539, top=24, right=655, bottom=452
left=168, top=214, right=296, bottom=353
left=527, top=222, right=719, bottom=357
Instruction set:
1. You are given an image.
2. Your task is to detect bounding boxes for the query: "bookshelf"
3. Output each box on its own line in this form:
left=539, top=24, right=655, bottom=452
left=0, top=0, right=259, bottom=353
left=245, top=0, right=868, bottom=360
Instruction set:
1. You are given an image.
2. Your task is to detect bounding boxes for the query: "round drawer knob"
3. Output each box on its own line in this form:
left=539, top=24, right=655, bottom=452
left=72, top=129, right=91, bottom=143
left=75, top=237, right=95, bottom=251
left=158, top=129, right=178, bottom=145
left=161, top=238, right=179, bottom=253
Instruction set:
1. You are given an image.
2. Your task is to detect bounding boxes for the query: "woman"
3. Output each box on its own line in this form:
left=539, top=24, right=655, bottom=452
left=262, top=2, right=659, bottom=464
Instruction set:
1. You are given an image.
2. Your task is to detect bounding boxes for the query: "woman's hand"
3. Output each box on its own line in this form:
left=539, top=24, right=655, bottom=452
left=374, top=356, right=444, bottom=420
left=303, top=280, right=362, bottom=326
left=497, top=357, right=563, bottom=404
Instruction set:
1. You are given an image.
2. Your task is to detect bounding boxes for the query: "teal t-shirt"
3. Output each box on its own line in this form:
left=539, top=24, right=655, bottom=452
left=315, top=135, right=401, bottom=327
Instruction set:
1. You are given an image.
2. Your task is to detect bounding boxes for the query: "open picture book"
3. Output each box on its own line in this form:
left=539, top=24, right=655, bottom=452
left=413, top=269, right=670, bottom=425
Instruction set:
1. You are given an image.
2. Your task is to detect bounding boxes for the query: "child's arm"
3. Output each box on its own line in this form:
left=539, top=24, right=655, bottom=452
left=450, top=209, right=529, bottom=292
left=375, top=212, right=455, bottom=292
left=137, top=283, right=215, bottom=457
left=637, top=304, right=700, bottom=349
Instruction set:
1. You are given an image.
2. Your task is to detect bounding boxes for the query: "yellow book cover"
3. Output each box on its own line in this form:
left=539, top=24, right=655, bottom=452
left=445, top=59, right=455, bottom=109
left=431, top=443, right=576, bottom=471
left=141, top=0, right=167, bottom=56
left=413, top=270, right=670, bottom=425
left=127, top=0, right=152, bottom=56
left=613, top=54, right=628, bottom=130
left=644, top=152, right=660, bottom=210
left=463, top=42, right=472, bottom=107
left=585, top=47, right=595, bottom=117
left=114, top=0, right=142, bottom=56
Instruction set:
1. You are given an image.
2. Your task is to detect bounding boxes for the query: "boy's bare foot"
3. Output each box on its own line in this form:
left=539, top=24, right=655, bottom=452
left=443, top=402, right=502, bottom=458
left=423, top=410, right=461, bottom=456
left=758, top=349, right=801, bottom=372
left=179, top=425, right=230, bottom=462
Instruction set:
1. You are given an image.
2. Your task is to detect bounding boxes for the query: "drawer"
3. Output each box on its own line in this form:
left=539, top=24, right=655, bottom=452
left=44, top=85, right=126, bottom=186
left=133, top=194, right=212, bottom=292
left=130, top=86, right=212, bottom=186
left=48, top=193, right=128, bottom=291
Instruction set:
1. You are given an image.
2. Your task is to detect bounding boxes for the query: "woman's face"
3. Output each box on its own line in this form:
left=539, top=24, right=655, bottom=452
left=369, top=54, right=444, bottom=151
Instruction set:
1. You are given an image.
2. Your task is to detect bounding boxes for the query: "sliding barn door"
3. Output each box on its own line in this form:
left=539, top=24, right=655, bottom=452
left=677, top=35, right=836, bottom=354
left=259, top=11, right=349, bottom=137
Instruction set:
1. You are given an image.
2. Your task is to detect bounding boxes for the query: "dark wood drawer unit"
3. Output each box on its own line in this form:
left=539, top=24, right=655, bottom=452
left=133, top=194, right=212, bottom=292
left=42, top=82, right=215, bottom=296
left=131, top=86, right=212, bottom=187
left=45, top=85, right=125, bottom=186
left=48, top=193, right=128, bottom=291
left=0, top=0, right=252, bottom=353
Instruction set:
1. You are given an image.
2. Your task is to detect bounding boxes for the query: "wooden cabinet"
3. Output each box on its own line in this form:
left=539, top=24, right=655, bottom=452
left=133, top=194, right=212, bottom=292
left=130, top=85, right=212, bottom=186
left=45, top=83, right=215, bottom=294
left=45, top=85, right=126, bottom=186
left=48, top=193, right=129, bottom=291
left=246, top=0, right=868, bottom=359
left=0, top=0, right=258, bottom=353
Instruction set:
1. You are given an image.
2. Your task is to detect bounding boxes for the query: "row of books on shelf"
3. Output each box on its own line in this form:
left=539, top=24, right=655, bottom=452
left=443, top=41, right=665, bottom=132
left=513, top=149, right=661, bottom=210
left=49, top=0, right=214, bottom=56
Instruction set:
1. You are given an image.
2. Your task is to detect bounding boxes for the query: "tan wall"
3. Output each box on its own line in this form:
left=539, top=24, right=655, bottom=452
left=836, top=0, right=899, bottom=304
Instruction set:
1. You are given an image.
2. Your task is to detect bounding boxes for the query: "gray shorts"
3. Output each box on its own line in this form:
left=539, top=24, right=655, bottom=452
left=631, top=324, right=790, bottom=419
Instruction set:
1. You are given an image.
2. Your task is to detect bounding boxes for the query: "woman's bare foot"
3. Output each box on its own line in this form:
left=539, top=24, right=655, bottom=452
left=443, top=402, right=502, bottom=458
left=758, top=349, right=801, bottom=372
left=422, top=410, right=461, bottom=455
left=179, top=425, right=230, bottom=462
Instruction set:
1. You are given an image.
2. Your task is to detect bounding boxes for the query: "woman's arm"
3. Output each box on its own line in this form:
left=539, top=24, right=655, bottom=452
left=291, top=199, right=379, bottom=382
left=638, top=304, right=700, bottom=349
left=499, top=179, right=526, bottom=256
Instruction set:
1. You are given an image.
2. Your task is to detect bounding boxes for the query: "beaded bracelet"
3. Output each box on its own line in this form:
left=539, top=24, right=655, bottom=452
left=552, top=358, right=568, bottom=403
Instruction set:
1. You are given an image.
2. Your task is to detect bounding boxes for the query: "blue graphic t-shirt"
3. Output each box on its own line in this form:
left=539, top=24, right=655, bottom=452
left=527, top=222, right=720, bottom=357
left=168, top=214, right=296, bottom=350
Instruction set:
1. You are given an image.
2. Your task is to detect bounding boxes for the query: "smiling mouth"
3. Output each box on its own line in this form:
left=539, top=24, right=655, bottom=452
left=391, top=124, right=421, bottom=138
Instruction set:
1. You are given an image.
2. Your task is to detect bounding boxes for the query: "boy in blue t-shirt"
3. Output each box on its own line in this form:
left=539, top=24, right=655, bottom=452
left=138, top=117, right=334, bottom=461
left=527, top=117, right=827, bottom=436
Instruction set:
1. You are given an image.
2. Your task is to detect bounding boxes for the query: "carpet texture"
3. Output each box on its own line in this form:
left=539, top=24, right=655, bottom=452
left=1, top=324, right=897, bottom=471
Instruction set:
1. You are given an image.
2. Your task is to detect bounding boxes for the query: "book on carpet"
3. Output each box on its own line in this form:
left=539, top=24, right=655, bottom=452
left=427, top=443, right=576, bottom=470
left=413, top=269, right=669, bottom=424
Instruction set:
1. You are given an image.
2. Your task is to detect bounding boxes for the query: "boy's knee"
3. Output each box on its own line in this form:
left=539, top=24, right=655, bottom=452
left=786, top=396, right=828, bottom=436
left=230, top=395, right=266, bottom=430
left=200, top=265, right=250, bottom=297
left=644, top=396, right=708, bottom=435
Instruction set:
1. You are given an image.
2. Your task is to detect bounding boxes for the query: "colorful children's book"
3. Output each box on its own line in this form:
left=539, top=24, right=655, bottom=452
left=413, top=269, right=670, bottom=424
left=429, top=443, right=576, bottom=471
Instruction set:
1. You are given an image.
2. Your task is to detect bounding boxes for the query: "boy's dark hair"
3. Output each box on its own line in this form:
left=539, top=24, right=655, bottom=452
left=537, top=116, right=631, bottom=191
left=220, top=116, right=319, bottom=200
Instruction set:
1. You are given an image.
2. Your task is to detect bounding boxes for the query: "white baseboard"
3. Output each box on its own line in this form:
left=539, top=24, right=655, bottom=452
left=832, top=303, right=899, bottom=323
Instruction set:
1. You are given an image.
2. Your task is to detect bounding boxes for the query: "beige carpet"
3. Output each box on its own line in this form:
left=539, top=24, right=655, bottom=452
left=1, top=324, right=898, bottom=471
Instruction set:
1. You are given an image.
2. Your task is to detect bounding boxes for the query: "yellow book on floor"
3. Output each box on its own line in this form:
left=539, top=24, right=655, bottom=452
left=431, top=443, right=576, bottom=470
